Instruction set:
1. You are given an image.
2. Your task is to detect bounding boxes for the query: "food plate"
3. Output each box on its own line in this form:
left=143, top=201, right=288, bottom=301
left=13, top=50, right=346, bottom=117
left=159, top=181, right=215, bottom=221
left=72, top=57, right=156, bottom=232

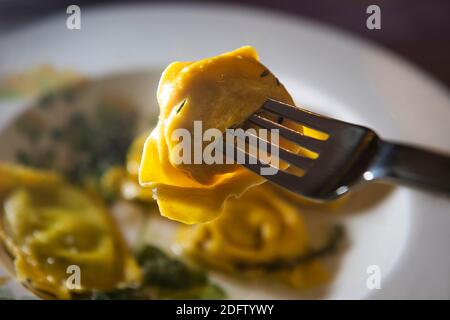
left=0, top=3, right=449, bottom=299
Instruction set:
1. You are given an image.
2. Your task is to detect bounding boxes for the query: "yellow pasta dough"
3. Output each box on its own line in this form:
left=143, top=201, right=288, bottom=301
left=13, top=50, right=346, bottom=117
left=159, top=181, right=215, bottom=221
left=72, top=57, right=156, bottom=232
left=0, top=163, right=141, bottom=299
left=139, top=46, right=301, bottom=224
left=119, top=131, right=155, bottom=202
left=178, top=183, right=329, bottom=288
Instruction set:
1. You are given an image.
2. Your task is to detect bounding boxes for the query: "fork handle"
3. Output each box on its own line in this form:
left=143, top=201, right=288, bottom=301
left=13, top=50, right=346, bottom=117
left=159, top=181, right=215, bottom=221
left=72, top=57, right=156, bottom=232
left=372, top=141, right=450, bottom=194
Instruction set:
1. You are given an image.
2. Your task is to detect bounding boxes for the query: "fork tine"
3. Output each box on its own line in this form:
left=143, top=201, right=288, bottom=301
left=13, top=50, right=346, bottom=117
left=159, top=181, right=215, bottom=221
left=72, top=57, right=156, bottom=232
left=231, top=144, right=274, bottom=173
left=261, top=99, right=339, bottom=132
left=232, top=144, right=305, bottom=194
left=277, top=145, right=314, bottom=169
left=248, top=113, right=323, bottom=152
left=232, top=130, right=315, bottom=170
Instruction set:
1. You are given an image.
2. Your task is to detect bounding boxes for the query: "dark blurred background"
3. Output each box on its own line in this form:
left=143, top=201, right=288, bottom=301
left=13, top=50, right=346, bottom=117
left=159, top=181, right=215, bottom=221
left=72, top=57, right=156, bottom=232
left=0, top=0, right=449, bottom=88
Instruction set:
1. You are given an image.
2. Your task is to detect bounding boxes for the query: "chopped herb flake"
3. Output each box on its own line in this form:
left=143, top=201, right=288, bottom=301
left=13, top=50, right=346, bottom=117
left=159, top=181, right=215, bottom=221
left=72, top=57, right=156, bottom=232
left=277, top=116, right=284, bottom=124
left=16, top=151, right=30, bottom=165
left=176, top=100, right=186, bottom=114
left=37, top=93, right=55, bottom=109
left=260, top=70, right=270, bottom=77
left=137, top=245, right=207, bottom=290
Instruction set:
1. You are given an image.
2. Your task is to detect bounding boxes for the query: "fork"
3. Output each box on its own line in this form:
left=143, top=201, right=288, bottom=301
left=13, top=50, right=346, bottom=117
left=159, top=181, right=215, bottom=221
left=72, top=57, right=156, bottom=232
left=231, top=99, right=450, bottom=201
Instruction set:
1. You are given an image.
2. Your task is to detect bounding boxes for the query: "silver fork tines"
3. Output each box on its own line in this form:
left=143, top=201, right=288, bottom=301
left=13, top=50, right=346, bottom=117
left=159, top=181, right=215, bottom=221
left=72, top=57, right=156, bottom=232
left=229, top=129, right=314, bottom=170
left=233, top=98, right=450, bottom=200
left=248, top=113, right=323, bottom=152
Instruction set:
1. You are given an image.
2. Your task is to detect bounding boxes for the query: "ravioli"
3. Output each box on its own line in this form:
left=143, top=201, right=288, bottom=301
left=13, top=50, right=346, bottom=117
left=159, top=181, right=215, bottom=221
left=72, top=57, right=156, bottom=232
left=139, top=46, right=301, bottom=224
left=178, top=183, right=329, bottom=288
left=100, top=132, right=155, bottom=202
left=0, top=164, right=141, bottom=299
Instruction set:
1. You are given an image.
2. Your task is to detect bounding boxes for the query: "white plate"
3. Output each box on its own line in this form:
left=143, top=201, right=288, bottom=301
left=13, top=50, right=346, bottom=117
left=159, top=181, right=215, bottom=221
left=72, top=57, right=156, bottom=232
left=0, top=3, right=449, bottom=299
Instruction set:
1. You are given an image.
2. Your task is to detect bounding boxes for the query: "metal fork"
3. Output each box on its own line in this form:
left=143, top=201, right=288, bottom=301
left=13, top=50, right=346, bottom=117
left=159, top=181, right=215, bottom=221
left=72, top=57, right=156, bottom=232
left=231, top=99, right=450, bottom=201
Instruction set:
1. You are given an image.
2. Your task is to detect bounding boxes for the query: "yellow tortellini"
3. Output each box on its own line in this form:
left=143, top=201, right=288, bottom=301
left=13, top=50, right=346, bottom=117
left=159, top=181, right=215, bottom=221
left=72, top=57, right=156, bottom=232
left=122, top=132, right=155, bottom=202
left=0, top=164, right=141, bottom=299
left=139, top=46, right=301, bottom=224
left=178, top=183, right=329, bottom=288
left=99, top=131, right=154, bottom=203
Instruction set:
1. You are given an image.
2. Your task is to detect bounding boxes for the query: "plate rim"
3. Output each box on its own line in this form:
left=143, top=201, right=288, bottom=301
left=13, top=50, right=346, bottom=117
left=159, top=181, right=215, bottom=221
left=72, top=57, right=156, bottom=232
left=0, top=2, right=449, bottom=300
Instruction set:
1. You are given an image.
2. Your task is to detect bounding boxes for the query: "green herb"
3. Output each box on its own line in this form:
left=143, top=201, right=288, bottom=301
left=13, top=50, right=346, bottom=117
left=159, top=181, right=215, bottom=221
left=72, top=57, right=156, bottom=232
left=197, top=284, right=226, bottom=300
left=87, top=245, right=226, bottom=300
left=176, top=100, right=186, bottom=114
left=158, top=283, right=226, bottom=300
left=58, top=101, right=138, bottom=184
left=15, top=116, right=43, bottom=142
left=12, top=98, right=139, bottom=190
left=62, top=88, right=77, bottom=104
left=260, top=70, right=270, bottom=77
left=16, top=147, right=56, bottom=169
left=89, top=288, right=148, bottom=300
left=16, top=151, right=31, bottom=165
left=50, top=128, right=63, bottom=141
left=37, top=93, right=55, bottom=109
left=137, top=245, right=207, bottom=290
